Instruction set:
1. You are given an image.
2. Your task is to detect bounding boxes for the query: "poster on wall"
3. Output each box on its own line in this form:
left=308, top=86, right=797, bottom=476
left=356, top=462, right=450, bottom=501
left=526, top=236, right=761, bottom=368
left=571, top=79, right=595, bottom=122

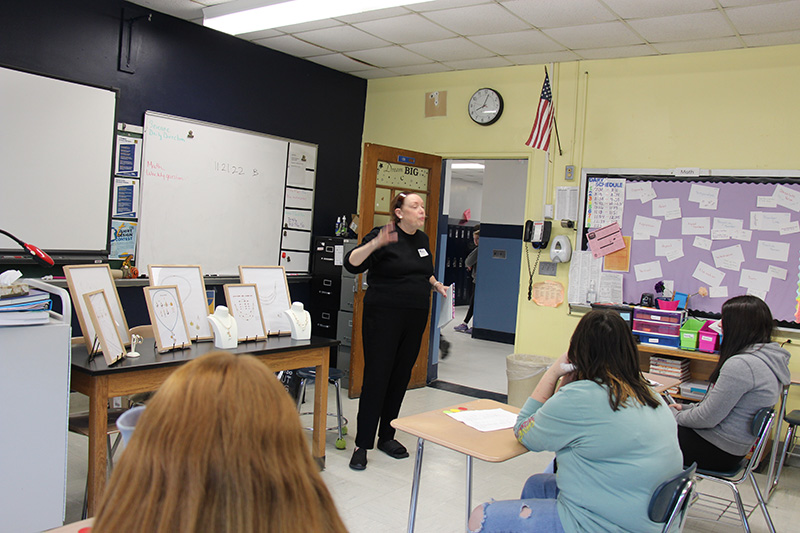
left=109, top=219, right=137, bottom=260
left=115, top=135, right=142, bottom=177
left=112, top=177, right=139, bottom=218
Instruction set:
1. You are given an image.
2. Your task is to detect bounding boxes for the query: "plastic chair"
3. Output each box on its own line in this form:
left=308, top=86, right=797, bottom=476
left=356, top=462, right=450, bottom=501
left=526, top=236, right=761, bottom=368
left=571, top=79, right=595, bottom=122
left=649, top=463, right=697, bottom=533
left=695, top=407, right=776, bottom=533
left=769, top=408, right=800, bottom=497
left=296, top=367, right=348, bottom=450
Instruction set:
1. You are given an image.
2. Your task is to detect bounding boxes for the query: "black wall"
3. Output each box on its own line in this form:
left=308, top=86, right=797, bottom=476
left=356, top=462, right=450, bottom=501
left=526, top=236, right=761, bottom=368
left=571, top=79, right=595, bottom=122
left=1, top=0, right=367, bottom=240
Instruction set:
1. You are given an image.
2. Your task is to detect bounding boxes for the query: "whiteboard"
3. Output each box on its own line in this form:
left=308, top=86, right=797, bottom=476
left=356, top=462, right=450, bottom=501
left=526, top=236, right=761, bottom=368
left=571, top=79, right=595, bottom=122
left=137, top=112, right=313, bottom=275
left=0, top=66, right=116, bottom=257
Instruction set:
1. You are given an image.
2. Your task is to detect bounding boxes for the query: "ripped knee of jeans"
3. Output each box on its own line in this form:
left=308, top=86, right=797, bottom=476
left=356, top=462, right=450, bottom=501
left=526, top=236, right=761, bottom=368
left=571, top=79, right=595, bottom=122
left=468, top=502, right=488, bottom=532
left=519, top=504, right=532, bottom=519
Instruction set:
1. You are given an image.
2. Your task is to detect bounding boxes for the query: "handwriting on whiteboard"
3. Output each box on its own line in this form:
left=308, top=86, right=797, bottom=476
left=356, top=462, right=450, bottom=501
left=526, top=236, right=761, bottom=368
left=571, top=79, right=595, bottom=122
left=144, top=160, right=185, bottom=181
left=283, top=209, right=311, bottom=231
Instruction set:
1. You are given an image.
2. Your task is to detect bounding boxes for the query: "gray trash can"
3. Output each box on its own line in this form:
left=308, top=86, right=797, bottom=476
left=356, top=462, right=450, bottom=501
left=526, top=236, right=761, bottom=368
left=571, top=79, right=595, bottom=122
left=506, top=354, right=552, bottom=408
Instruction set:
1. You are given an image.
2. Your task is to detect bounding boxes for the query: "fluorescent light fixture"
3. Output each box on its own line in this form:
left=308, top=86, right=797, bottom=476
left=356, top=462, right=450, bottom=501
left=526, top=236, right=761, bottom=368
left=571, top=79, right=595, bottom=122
left=204, top=0, right=427, bottom=35
left=451, top=163, right=485, bottom=170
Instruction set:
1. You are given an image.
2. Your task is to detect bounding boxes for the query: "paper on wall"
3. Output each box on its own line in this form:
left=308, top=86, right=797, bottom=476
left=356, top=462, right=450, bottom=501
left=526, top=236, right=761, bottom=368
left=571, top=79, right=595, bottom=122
left=634, top=260, right=663, bottom=282
left=747, top=288, right=768, bottom=301
left=682, top=217, right=710, bottom=235
left=655, top=239, right=683, bottom=258
left=598, top=272, right=623, bottom=304
left=709, top=286, right=728, bottom=298
left=587, top=222, right=625, bottom=258
left=692, top=236, right=712, bottom=250
left=779, top=221, right=799, bottom=235
left=768, top=265, right=788, bottom=280
left=555, top=186, right=580, bottom=222
left=757, top=196, right=778, bottom=208
left=633, top=215, right=661, bottom=240
left=756, top=240, right=790, bottom=262
left=693, top=261, right=725, bottom=287
left=567, top=251, right=602, bottom=304
left=751, top=211, right=791, bottom=231
left=772, top=184, right=800, bottom=212
left=739, top=269, right=773, bottom=293
left=586, top=178, right=626, bottom=228
left=689, top=184, right=719, bottom=210
left=712, top=244, right=745, bottom=271
left=732, top=229, right=752, bottom=242
left=652, top=198, right=680, bottom=219
left=627, top=182, right=656, bottom=203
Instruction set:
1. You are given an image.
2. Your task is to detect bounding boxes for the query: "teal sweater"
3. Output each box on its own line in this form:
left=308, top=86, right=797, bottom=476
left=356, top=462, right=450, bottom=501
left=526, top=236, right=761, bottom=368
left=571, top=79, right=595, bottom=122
left=514, top=381, right=682, bottom=532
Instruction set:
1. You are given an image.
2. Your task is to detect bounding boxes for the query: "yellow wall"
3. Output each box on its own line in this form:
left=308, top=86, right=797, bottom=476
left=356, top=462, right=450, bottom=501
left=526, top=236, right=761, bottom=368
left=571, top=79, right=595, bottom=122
left=362, top=44, right=800, bottom=409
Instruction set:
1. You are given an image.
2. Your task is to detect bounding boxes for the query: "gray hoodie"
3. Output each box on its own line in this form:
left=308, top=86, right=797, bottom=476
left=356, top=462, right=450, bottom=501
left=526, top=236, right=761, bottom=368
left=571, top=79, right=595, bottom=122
left=673, top=342, right=791, bottom=456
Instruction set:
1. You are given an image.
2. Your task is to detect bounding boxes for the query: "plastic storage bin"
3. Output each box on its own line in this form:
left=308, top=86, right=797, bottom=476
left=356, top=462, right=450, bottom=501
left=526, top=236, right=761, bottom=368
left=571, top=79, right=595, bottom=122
left=698, top=322, right=720, bottom=353
left=679, top=318, right=706, bottom=351
left=637, top=332, right=681, bottom=348
left=633, top=319, right=681, bottom=336
left=633, top=307, right=687, bottom=324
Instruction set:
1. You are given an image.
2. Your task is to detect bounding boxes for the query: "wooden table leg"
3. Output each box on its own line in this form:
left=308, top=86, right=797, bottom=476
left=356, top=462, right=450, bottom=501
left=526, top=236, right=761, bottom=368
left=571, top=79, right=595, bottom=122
left=86, top=376, right=109, bottom=516
left=313, top=351, right=329, bottom=469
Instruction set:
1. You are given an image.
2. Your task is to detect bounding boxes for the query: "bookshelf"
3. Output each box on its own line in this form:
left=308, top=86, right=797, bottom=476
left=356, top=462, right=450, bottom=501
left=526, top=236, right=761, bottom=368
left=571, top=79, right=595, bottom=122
left=637, top=343, right=719, bottom=401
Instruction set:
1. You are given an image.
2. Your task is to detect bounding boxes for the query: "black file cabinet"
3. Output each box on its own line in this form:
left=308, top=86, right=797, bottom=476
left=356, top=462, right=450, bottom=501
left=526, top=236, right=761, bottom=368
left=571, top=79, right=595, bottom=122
left=310, top=236, right=356, bottom=386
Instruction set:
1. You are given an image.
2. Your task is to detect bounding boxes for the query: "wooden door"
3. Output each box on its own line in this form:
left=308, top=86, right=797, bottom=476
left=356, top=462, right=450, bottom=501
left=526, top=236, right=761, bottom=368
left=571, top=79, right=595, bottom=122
left=348, top=143, right=442, bottom=398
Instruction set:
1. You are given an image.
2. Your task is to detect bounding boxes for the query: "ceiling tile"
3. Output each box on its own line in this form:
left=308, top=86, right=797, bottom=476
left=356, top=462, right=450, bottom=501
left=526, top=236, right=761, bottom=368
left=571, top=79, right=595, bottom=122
left=347, top=45, right=434, bottom=68
left=719, top=0, right=784, bottom=6
left=602, top=0, right=717, bottom=19
left=544, top=21, right=644, bottom=49
left=335, top=6, right=411, bottom=24
left=405, top=37, right=496, bottom=61
left=237, top=27, right=283, bottom=41
left=441, top=56, right=514, bottom=70
left=506, top=50, right=582, bottom=65
left=389, top=63, right=455, bottom=75
left=354, top=13, right=456, bottom=44
left=350, top=68, right=402, bottom=79
left=742, top=28, right=800, bottom=47
left=411, top=0, right=492, bottom=12
left=126, top=0, right=206, bottom=19
left=422, top=3, right=531, bottom=36
left=502, top=0, right=616, bottom=28
left=651, top=37, right=743, bottom=55
left=469, top=30, right=566, bottom=55
left=628, top=11, right=735, bottom=43
left=726, top=1, right=800, bottom=34
left=252, top=35, right=332, bottom=57
left=274, top=19, right=345, bottom=34
left=306, top=53, right=377, bottom=72
left=294, top=25, right=392, bottom=52
left=575, top=43, right=658, bottom=60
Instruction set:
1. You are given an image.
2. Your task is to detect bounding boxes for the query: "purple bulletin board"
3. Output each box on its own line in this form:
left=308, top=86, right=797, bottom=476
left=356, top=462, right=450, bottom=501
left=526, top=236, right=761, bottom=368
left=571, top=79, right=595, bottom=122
left=583, top=173, right=800, bottom=327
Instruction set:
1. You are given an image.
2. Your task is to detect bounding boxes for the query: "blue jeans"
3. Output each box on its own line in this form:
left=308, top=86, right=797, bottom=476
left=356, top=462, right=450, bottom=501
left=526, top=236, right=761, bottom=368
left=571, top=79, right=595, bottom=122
left=470, top=474, right=565, bottom=533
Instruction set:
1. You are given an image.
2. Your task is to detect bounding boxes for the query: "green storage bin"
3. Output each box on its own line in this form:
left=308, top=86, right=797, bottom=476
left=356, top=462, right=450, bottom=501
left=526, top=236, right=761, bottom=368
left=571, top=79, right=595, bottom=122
left=680, top=318, right=705, bottom=350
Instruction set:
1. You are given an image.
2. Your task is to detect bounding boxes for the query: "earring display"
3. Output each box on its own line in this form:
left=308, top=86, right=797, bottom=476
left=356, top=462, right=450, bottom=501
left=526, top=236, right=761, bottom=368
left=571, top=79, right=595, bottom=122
left=83, top=289, right=126, bottom=366
left=143, top=285, right=193, bottom=352
left=223, top=283, right=267, bottom=341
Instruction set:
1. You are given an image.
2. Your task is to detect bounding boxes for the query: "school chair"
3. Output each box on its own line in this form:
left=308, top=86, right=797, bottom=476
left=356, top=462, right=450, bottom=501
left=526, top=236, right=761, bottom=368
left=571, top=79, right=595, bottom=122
left=769, top=407, right=800, bottom=497
left=648, top=463, right=697, bottom=533
left=694, top=407, right=776, bottom=533
left=295, top=366, right=348, bottom=450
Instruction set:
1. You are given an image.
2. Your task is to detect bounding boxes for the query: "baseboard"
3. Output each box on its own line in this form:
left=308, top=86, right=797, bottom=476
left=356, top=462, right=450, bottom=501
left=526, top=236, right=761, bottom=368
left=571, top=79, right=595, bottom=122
left=472, top=328, right=515, bottom=345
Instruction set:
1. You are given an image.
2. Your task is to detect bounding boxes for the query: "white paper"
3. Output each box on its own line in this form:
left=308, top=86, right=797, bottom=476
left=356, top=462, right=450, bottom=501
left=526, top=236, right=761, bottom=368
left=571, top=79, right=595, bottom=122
left=772, top=184, right=800, bottom=212
left=634, top=215, right=662, bottom=238
left=655, top=239, right=683, bottom=257
left=709, top=286, right=728, bottom=298
left=598, top=272, right=624, bottom=304
left=768, top=265, right=788, bottom=280
left=438, top=283, right=456, bottom=328
left=665, top=249, right=683, bottom=262
left=567, top=251, right=603, bottom=304
left=713, top=217, right=743, bottom=232
left=446, top=408, right=518, bottom=432
left=710, top=229, right=732, bottom=241
left=634, top=260, right=663, bottom=282
left=747, top=288, right=768, bottom=300
left=682, top=217, right=710, bottom=235
left=693, top=261, right=725, bottom=287
left=732, top=229, right=752, bottom=242
left=751, top=211, right=791, bottom=231
left=756, top=240, right=790, bottom=262
left=689, top=184, right=719, bottom=210
left=586, top=178, right=626, bottom=228
left=739, top=269, right=773, bottom=293
left=757, top=196, right=777, bottom=208
left=652, top=198, right=680, bottom=218
left=555, top=186, right=580, bottom=222
left=712, top=244, right=745, bottom=270
left=779, top=221, right=799, bottom=235
left=693, top=236, right=712, bottom=250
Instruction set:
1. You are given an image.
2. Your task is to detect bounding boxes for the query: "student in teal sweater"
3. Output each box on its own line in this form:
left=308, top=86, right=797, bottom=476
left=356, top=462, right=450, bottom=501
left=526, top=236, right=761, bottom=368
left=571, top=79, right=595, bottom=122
left=469, top=310, right=682, bottom=533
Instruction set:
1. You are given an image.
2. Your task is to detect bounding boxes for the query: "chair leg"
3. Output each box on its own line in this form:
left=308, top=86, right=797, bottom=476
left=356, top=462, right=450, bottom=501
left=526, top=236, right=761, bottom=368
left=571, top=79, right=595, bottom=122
left=727, top=482, right=750, bottom=533
left=296, top=378, right=307, bottom=411
left=772, top=424, right=796, bottom=496
left=748, top=471, right=777, bottom=533
left=334, top=379, right=344, bottom=441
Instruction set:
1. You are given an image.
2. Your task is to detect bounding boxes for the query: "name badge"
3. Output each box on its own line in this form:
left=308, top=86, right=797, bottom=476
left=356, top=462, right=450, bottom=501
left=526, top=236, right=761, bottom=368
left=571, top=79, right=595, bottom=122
left=418, top=248, right=429, bottom=257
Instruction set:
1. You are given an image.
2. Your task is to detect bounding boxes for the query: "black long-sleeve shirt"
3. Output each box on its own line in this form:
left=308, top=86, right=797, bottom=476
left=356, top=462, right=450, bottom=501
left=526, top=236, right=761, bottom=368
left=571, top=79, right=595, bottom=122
left=344, top=225, right=433, bottom=310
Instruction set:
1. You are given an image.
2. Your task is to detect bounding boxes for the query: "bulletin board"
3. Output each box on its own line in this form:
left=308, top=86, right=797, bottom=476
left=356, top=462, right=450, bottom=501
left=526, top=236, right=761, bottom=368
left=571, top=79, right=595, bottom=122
left=578, top=169, right=800, bottom=326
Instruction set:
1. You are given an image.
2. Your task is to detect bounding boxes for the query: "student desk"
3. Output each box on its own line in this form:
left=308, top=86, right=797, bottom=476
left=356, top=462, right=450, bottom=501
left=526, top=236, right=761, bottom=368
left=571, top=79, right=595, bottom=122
left=71, top=336, right=337, bottom=516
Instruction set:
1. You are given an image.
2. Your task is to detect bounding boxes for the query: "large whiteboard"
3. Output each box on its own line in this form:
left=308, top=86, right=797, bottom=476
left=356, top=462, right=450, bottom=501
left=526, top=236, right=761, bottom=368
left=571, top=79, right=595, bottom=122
left=137, top=112, right=314, bottom=275
left=0, top=66, right=116, bottom=258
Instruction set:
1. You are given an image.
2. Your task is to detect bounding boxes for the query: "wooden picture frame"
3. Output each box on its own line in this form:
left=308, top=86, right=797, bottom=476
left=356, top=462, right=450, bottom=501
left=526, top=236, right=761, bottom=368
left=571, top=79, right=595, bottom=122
left=224, top=283, right=267, bottom=341
left=83, top=289, right=125, bottom=365
left=238, top=265, right=292, bottom=335
left=143, top=285, right=192, bottom=353
left=148, top=264, right=212, bottom=341
left=64, top=264, right=130, bottom=352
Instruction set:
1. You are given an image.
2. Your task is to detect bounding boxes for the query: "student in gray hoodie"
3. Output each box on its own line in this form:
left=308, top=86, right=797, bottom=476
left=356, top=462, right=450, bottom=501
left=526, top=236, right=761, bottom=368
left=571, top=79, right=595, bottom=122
left=672, top=295, right=790, bottom=471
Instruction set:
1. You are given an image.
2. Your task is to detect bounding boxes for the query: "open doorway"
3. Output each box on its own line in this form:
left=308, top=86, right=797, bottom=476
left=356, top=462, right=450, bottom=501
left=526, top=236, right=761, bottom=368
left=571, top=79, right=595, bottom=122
left=431, top=158, right=528, bottom=396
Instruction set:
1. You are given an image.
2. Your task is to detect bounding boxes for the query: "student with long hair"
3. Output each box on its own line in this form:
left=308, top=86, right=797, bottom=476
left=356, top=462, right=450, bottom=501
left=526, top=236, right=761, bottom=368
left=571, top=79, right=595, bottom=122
left=469, top=310, right=682, bottom=533
left=673, top=295, right=790, bottom=471
left=92, top=351, right=348, bottom=533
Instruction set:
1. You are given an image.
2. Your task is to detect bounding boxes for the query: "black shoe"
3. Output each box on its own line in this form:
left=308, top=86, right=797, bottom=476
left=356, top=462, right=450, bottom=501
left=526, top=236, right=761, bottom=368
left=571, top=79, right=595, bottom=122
left=349, top=447, right=367, bottom=470
left=377, top=439, right=409, bottom=459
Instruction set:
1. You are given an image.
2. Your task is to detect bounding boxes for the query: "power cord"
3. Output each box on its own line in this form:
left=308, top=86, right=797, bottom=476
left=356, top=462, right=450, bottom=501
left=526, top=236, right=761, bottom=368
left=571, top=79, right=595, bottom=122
left=525, top=243, right=542, bottom=301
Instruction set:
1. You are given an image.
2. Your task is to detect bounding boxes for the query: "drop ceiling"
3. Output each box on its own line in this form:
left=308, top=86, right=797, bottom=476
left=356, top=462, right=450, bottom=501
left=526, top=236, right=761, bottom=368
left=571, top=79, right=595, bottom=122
left=127, top=0, right=800, bottom=78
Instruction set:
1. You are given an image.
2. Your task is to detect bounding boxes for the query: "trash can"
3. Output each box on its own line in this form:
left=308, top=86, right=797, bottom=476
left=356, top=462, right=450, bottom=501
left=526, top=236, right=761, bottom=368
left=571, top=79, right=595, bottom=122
left=506, top=354, right=552, bottom=408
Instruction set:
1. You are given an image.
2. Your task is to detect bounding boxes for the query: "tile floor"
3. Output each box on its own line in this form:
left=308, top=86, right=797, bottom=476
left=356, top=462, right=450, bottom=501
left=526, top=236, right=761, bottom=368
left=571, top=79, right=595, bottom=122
left=63, top=306, right=800, bottom=532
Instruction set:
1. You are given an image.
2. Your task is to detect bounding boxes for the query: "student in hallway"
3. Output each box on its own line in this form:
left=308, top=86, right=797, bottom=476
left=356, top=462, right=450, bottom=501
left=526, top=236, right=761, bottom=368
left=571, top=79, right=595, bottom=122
left=344, top=191, right=448, bottom=470
left=671, top=295, right=790, bottom=471
left=469, top=310, right=682, bottom=533
left=454, top=225, right=479, bottom=334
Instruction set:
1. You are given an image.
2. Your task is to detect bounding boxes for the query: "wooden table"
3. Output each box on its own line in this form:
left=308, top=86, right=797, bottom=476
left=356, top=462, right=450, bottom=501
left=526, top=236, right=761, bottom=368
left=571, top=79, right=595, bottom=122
left=71, top=336, right=337, bottom=516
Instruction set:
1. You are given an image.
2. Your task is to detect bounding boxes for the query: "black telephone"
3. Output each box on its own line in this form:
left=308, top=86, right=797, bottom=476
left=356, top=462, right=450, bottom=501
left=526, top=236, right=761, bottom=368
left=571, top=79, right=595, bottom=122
left=523, top=220, right=551, bottom=249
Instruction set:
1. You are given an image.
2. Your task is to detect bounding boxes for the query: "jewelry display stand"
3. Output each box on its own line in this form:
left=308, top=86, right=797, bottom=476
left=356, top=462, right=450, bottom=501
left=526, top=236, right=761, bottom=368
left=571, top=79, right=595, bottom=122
left=283, top=301, right=312, bottom=340
left=207, top=305, right=238, bottom=349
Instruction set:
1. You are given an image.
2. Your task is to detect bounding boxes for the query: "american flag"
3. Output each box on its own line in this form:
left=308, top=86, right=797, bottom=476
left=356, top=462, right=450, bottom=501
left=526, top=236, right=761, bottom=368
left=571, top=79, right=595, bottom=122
left=525, top=72, right=554, bottom=151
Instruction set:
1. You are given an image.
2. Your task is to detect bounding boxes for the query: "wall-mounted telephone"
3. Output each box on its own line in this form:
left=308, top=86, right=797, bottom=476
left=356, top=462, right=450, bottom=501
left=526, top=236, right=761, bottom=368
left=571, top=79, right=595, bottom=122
left=524, top=220, right=551, bottom=249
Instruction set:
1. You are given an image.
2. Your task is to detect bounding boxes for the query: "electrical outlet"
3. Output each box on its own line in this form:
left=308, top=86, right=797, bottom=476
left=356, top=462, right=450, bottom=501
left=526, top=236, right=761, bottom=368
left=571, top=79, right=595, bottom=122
left=539, top=261, right=558, bottom=276
left=565, top=165, right=575, bottom=180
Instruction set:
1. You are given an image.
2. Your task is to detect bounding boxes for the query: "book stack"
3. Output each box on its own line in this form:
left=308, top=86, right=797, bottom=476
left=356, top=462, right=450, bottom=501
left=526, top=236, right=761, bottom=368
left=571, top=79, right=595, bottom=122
left=649, top=355, right=691, bottom=395
left=0, top=288, right=52, bottom=326
left=680, top=380, right=711, bottom=401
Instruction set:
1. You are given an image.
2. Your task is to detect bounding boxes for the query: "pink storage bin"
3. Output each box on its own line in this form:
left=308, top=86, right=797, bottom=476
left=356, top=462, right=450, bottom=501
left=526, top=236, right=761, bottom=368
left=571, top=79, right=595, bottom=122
left=697, top=321, right=719, bottom=353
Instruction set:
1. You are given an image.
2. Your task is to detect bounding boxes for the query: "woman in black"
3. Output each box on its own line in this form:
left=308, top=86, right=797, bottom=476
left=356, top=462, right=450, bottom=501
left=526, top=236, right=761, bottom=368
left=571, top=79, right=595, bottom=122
left=344, top=192, right=447, bottom=470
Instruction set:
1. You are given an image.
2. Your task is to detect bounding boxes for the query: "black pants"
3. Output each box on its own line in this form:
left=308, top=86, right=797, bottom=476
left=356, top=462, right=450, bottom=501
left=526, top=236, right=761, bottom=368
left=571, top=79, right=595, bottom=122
left=678, top=425, right=745, bottom=471
left=464, top=281, right=475, bottom=324
left=355, top=304, right=428, bottom=449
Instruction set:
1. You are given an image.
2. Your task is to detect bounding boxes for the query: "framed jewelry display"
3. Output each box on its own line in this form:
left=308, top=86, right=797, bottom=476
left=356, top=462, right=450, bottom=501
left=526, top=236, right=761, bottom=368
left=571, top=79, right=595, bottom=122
left=148, top=265, right=212, bottom=341
left=83, top=289, right=126, bottom=365
left=238, top=265, right=292, bottom=335
left=64, top=264, right=130, bottom=352
left=143, top=285, right=192, bottom=353
left=223, top=283, right=267, bottom=341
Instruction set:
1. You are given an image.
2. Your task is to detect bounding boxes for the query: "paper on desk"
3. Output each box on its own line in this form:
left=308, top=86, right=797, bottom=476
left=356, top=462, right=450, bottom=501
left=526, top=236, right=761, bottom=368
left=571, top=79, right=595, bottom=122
left=446, top=408, right=518, bottom=432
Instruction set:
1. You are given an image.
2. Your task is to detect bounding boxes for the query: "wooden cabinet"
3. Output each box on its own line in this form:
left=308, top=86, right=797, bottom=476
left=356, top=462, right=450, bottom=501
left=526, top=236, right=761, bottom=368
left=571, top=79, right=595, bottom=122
left=637, top=344, right=719, bottom=401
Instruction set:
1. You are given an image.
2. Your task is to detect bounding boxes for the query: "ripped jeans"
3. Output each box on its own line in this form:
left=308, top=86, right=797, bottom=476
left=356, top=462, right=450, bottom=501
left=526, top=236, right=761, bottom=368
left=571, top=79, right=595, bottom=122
left=469, top=474, right=565, bottom=533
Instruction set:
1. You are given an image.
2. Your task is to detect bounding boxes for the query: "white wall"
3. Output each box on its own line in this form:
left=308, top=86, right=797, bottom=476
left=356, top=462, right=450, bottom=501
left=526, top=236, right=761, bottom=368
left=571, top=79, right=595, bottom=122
left=448, top=177, right=483, bottom=223
left=481, top=160, right=527, bottom=224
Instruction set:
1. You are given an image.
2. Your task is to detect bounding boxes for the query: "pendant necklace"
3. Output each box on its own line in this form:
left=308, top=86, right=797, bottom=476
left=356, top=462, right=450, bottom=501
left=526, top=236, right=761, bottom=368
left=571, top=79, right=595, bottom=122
left=292, top=310, right=309, bottom=329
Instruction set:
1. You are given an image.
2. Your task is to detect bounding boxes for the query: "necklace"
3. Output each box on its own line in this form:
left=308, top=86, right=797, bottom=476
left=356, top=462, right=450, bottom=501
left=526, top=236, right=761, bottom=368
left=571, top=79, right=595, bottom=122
left=291, top=309, right=309, bottom=329
left=214, top=313, right=234, bottom=339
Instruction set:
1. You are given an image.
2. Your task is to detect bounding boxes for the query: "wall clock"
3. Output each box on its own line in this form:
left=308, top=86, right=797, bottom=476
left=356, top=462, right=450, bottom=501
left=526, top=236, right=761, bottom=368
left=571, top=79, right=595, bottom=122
left=468, top=88, right=503, bottom=125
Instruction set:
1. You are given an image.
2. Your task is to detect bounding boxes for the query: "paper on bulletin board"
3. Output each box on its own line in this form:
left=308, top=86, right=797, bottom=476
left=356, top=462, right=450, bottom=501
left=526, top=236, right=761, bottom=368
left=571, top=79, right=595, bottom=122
left=115, top=135, right=142, bottom=177
left=603, top=236, right=631, bottom=272
left=585, top=177, right=626, bottom=228
left=532, top=281, right=564, bottom=307
left=112, top=177, right=139, bottom=218
left=587, top=222, right=625, bottom=258
left=109, top=219, right=137, bottom=259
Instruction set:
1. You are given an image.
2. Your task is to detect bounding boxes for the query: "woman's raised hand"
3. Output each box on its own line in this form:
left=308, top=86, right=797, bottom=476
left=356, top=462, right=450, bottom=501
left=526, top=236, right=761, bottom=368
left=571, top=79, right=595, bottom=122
left=375, top=221, right=398, bottom=248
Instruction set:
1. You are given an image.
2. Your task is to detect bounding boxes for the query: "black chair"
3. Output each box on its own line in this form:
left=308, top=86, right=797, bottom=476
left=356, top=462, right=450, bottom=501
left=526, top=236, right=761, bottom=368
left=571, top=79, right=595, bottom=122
left=295, top=367, right=348, bottom=450
left=649, top=463, right=697, bottom=533
left=695, top=407, right=776, bottom=533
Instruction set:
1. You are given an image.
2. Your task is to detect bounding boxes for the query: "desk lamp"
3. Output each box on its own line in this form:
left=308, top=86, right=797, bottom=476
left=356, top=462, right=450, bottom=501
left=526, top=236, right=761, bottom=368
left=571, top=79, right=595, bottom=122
left=0, top=229, right=55, bottom=267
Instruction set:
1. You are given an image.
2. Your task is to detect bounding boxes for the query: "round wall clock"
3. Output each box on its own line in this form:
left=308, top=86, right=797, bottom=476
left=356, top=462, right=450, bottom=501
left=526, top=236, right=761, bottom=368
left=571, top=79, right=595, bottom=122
left=468, top=88, right=503, bottom=125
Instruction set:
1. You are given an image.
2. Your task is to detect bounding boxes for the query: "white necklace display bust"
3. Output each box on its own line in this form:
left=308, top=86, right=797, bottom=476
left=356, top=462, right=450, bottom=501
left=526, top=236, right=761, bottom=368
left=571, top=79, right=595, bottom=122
left=207, top=305, right=238, bottom=349
left=283, top=301, right=311, bottom=340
